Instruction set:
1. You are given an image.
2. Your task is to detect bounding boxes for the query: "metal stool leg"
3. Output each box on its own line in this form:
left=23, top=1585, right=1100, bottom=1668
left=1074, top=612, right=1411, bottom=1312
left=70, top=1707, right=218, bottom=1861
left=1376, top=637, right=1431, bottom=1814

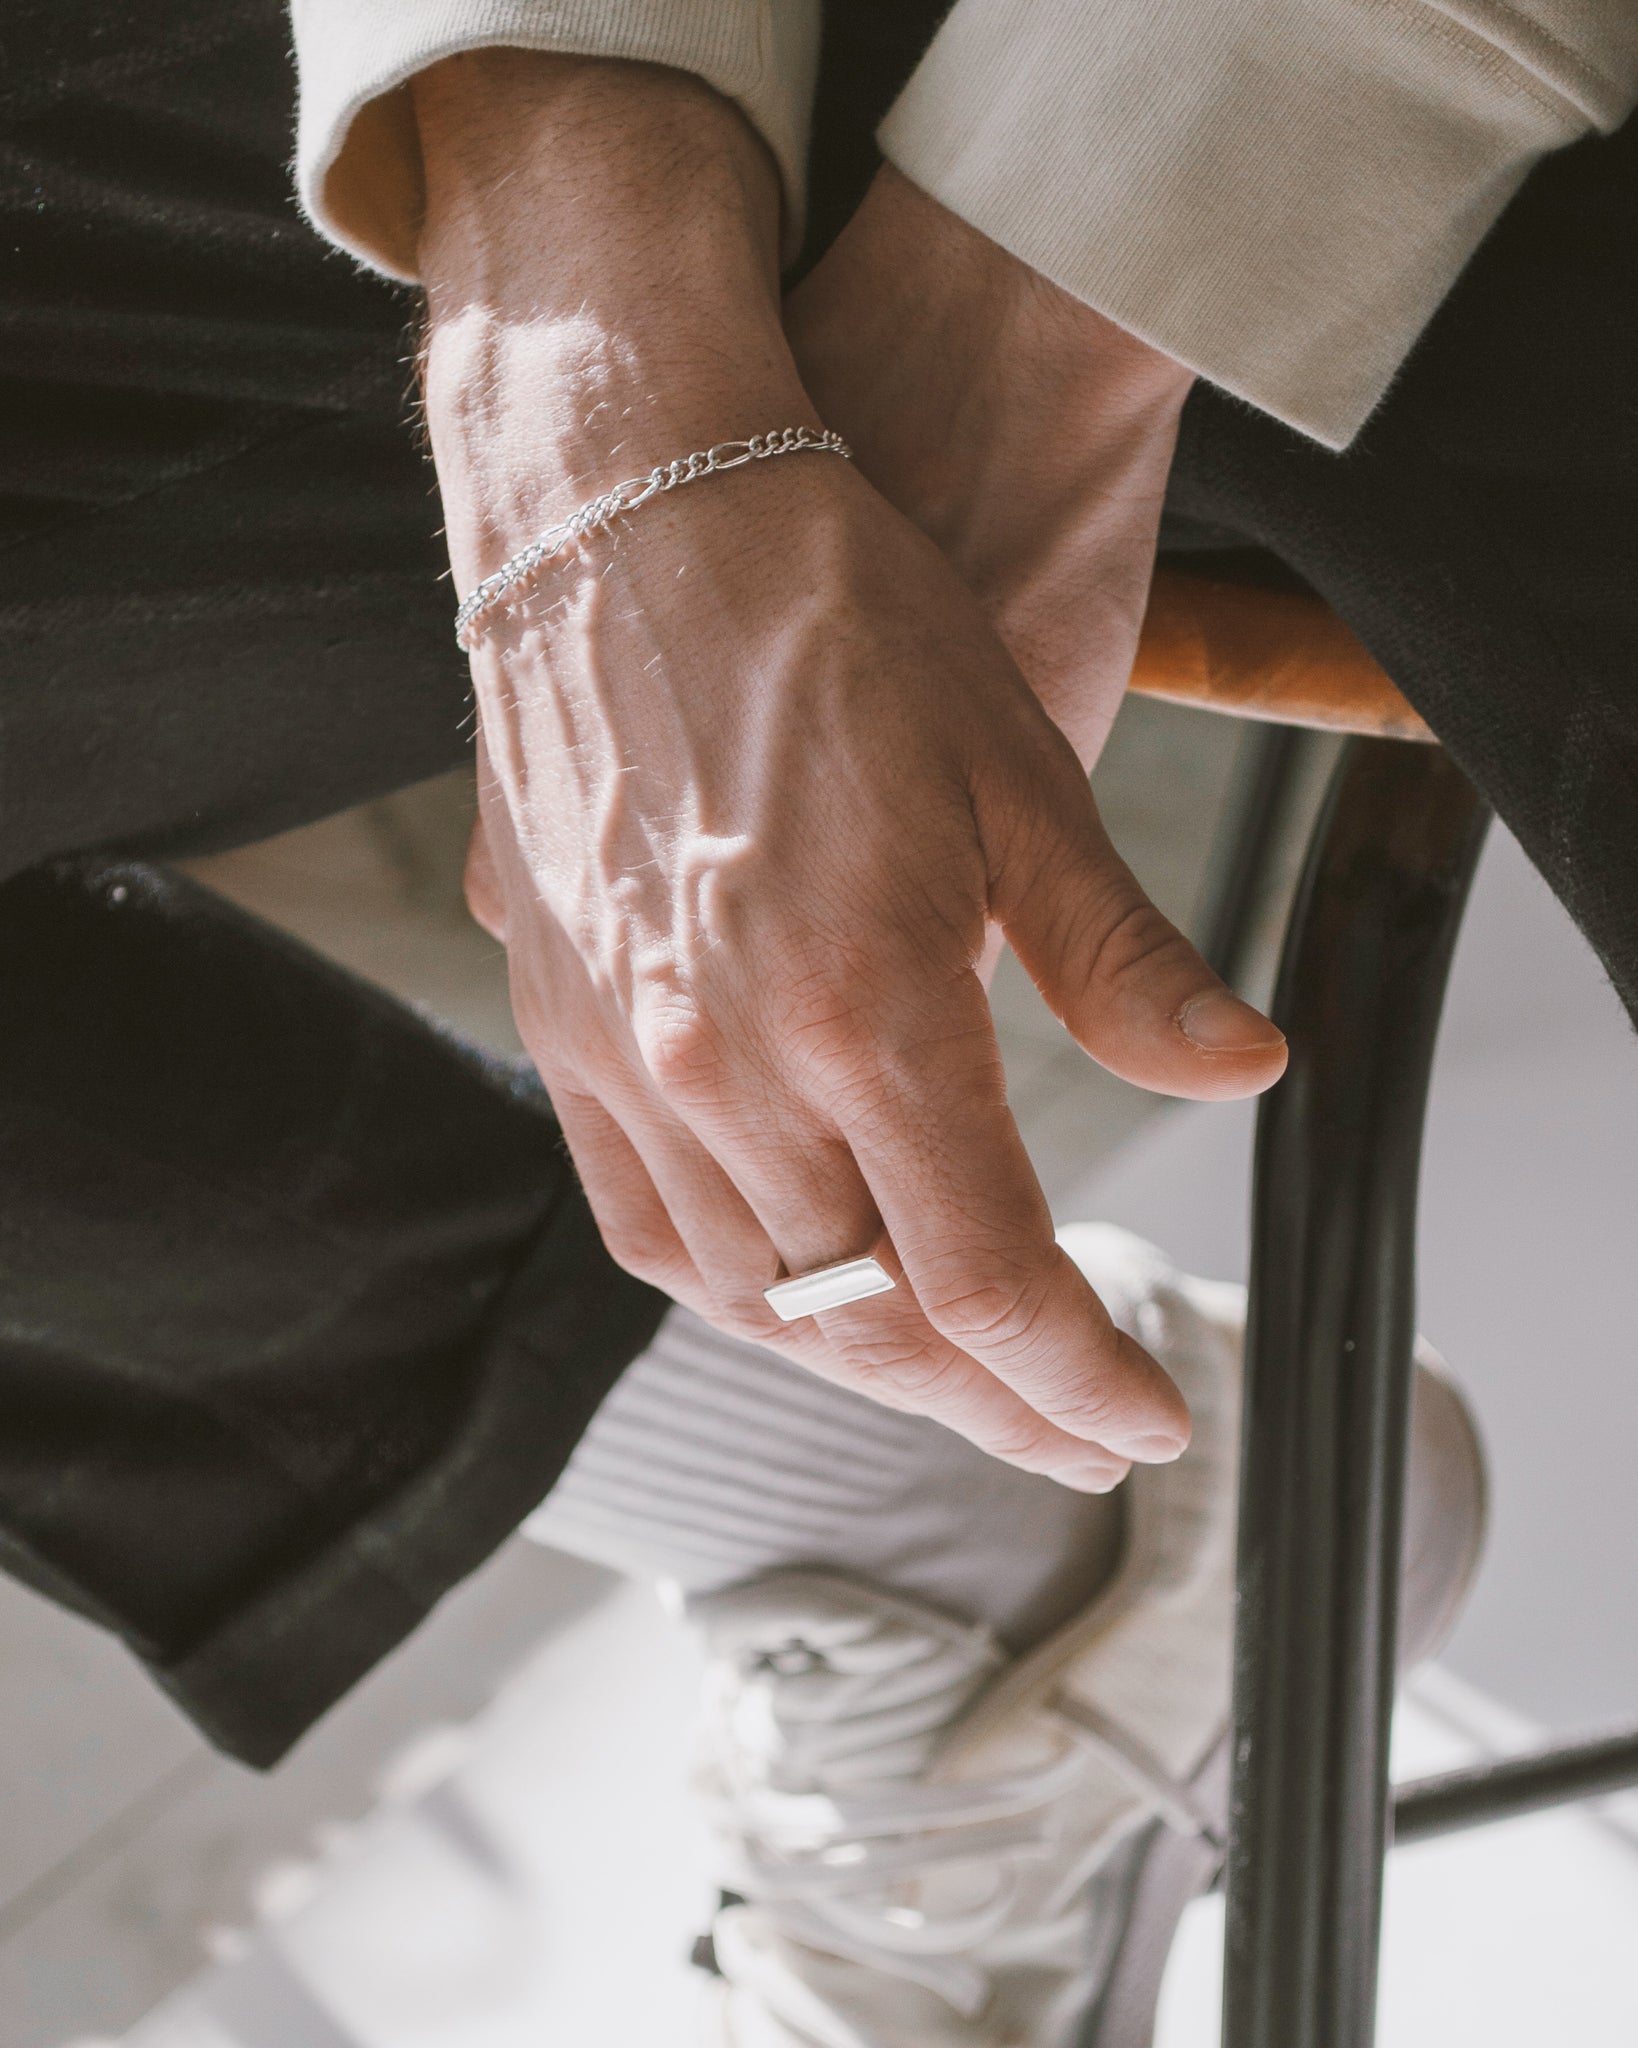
left=1197, top=723, right=1309, bottom=991
left=1221, top=737, right=1490, bottom=2048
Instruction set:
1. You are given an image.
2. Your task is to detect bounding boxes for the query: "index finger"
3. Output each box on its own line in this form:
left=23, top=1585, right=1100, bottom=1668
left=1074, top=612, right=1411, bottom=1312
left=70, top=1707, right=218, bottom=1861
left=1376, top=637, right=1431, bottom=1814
left=822, top=976, right=1193, bottom=1460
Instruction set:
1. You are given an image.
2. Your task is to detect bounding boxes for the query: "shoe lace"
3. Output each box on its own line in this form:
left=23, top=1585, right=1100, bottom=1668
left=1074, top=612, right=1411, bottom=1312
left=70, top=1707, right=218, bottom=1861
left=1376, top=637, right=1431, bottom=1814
left=692, top=1580, right=1212, bottom=2021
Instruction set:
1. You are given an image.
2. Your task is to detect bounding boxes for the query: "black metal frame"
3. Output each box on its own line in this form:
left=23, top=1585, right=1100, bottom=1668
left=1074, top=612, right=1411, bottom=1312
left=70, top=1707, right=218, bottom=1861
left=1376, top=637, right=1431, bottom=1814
left=1394, top=1725, right=1638, bottom=1845
left=1217, top=734, right=1638, bottom=2046
left=1198, top=724, right=1308, bottom=992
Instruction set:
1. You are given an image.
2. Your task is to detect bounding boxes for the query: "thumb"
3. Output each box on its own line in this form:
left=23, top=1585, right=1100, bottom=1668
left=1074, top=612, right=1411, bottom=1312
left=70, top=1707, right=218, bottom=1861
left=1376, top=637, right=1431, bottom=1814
left=986, top=750, right=1287, bottom=1100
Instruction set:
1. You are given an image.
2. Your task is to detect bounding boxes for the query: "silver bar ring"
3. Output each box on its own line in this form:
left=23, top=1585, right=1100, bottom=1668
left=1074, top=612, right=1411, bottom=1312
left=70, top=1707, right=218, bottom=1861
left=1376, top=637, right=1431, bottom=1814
left=763, top=1256, right=897, bottom=1322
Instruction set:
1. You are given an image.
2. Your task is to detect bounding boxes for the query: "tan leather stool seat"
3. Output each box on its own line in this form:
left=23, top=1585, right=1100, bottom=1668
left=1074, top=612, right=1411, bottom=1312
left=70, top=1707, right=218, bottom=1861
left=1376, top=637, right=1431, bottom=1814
left=1131, top=566, right=1433, bottom=742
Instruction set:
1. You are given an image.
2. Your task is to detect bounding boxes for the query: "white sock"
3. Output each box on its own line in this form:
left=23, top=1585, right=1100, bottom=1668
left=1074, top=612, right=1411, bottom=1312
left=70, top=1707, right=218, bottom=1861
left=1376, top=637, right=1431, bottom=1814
left=524, top=1306, right=1123, bottom=1653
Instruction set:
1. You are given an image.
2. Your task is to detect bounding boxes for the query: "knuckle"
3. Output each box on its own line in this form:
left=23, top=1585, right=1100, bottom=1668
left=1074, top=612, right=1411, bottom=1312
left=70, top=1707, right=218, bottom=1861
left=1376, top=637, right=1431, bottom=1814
left=779, top=958, right=885, bottom=1073
left=1052, top=1379, right=1125, bottom=1440
left=713, top=1293, right=787, bottom=1345
left=633, top=997, right=729, bottom=1107
left=831, top=1330, right=965, bottom=1411
left=560, top=1031, right=637, bottom=1107
left=917, top=1254, right=1130, bottom=1435
left=971, top=1411, right=1065, bottom=1470
left=1021, top=1359, right=1124, bottom=1437
left=572, top=1036, right=627, bottom=1098
left=829, top=1333, right=1067, bottom=1471
left=1082, top=896, right=1193, bottom=996
left=919, top=1251, right=1056, bottom=1358
left=777, top=937, right=947, bottom=1071
left=597, top=1214, right=691, bottom=1291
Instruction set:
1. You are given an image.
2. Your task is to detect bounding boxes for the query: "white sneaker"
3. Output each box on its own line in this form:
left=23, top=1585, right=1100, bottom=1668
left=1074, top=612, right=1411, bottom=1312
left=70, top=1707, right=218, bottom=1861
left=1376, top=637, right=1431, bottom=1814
left=686, top=1224, right=1487, bottom=2048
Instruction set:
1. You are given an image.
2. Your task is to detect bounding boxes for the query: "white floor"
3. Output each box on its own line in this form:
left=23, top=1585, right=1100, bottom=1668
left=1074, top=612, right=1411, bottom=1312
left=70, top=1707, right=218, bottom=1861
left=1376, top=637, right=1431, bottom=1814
left=1156, top=1671, right=1638, bottom=2048
left=5, top=702, right=1637, bottom=2044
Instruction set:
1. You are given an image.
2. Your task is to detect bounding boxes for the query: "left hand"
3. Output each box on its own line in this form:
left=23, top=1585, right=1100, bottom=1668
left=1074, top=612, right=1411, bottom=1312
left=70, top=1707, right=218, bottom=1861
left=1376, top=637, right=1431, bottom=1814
left=786, top=165, right=1196, bottom=774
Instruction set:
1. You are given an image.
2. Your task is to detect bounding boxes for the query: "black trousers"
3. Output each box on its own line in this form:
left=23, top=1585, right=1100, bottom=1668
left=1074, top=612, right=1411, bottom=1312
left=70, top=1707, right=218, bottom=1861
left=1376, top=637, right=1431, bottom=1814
left=3, top=3, right=1634, bottom=1768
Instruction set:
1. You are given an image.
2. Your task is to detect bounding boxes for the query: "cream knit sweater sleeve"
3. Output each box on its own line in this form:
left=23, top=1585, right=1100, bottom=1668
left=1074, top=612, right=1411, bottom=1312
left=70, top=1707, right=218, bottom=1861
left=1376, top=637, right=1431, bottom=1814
left=292, top=0, right=1637, bottom=448
left=291, top=0, right=820, bottom=274
left=881, top=0, right=1638, bottom=445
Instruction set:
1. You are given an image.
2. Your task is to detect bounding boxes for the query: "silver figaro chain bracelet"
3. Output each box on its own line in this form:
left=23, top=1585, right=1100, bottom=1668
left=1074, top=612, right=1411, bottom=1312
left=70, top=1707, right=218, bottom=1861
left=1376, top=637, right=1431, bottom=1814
left=452, top=425, right=852, bottom=649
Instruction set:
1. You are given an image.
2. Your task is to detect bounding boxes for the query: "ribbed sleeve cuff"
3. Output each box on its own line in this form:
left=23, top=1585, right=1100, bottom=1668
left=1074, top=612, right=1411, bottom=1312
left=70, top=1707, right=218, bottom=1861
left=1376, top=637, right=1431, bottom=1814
left=291, top=0, right=820, bottom=280
left=880, top=0, right=1616, bottom=448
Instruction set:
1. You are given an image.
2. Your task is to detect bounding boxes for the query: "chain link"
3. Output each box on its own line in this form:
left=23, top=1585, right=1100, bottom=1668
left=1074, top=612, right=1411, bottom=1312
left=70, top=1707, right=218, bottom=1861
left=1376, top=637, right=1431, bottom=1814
left=452, top=426, right=852, bottom=648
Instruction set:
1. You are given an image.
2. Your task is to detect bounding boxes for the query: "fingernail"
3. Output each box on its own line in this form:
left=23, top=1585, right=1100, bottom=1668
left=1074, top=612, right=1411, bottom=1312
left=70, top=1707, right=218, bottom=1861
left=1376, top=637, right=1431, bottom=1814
left=1103, top=1431, right=1188, bottom=1463
left=1059, top=1460, right=1130, bottom=1494
left=1179, top=991, right=1285, bottom=1054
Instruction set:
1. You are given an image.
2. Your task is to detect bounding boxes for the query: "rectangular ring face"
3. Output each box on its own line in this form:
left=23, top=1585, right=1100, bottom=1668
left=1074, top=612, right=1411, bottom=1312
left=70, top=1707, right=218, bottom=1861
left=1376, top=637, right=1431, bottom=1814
left=763, top=1257, right=896, bottom=1321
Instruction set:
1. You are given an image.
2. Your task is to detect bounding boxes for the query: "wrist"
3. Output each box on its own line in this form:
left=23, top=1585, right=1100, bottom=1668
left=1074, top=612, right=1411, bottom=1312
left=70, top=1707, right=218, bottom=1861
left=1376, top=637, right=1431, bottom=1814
left=413, top=52, right=812, bottom=580
left=787, top=166, right=1194, bottom=768
left=790, top=167, right=1193, bottom=544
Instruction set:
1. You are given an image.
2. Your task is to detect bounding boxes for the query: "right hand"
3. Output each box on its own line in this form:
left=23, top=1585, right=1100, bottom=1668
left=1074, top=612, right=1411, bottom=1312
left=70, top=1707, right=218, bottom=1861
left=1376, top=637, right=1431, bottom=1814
left=416, top=53, right=1287, bottom=1487
left=786, top=164, right=1197, bottom=775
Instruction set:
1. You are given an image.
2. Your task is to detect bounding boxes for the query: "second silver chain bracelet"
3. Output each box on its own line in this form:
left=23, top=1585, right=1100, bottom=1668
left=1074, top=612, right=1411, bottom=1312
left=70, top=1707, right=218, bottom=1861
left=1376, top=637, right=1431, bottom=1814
left=452, top=425, right=852, bottom=649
